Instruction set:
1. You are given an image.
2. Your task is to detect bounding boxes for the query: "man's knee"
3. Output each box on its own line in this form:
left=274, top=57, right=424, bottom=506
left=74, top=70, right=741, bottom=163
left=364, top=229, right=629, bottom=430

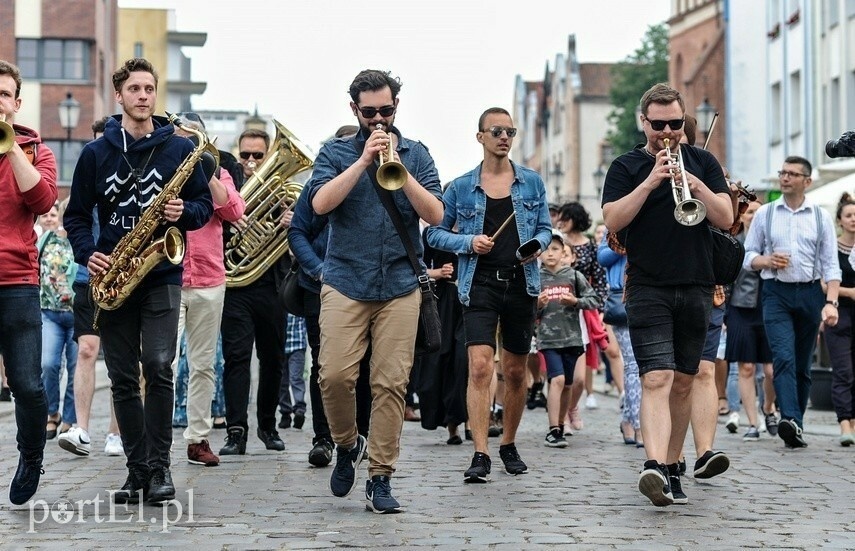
left=468, top=352, right=495, bottom=387
left=641, top=368, right=673, bottom=391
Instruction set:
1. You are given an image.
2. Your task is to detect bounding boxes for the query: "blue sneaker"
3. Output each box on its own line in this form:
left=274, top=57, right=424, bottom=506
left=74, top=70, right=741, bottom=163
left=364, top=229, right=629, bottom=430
left=365, top=475, right=401, bottom=514
left=9, top=451, right=44, bottom=505
left=330, top=434, right=367, bottom=497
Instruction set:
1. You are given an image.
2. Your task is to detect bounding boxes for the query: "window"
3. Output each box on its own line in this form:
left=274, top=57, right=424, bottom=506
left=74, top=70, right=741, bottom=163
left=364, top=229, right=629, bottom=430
left=16, top=38, right=90, bottom=80
left=770, top=82, right=782, bottom=144
left=848, top=0, right=855, bottom=18
left=789, top=71, right=801, bottom=137
left=134, top=42, right=144, bottom=58
left=44, top=140, right=84, bottom=184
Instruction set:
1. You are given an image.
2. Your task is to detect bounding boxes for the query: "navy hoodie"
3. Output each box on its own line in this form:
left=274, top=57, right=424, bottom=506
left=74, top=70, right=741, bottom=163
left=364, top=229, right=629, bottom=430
left=64, top=115, right=213, bottom=289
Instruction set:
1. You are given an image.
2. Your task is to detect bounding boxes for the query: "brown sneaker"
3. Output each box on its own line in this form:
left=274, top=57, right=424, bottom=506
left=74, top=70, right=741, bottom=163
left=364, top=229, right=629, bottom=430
left=187, top=440, right=220, bottom=466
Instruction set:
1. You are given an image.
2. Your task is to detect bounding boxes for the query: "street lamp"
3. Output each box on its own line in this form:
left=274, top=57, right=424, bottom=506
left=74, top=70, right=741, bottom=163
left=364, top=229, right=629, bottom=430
left=695, top=97, right=716, bottom=137
left=58, top=91, right=81, bottom=142
left=593, top=166, right=605, bottom=200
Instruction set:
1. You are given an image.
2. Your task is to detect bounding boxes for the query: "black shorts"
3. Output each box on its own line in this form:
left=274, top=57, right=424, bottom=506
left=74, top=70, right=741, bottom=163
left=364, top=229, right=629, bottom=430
left=462, top=271, right=537, bottom=356
left=72, top=281, right=99, bottom=342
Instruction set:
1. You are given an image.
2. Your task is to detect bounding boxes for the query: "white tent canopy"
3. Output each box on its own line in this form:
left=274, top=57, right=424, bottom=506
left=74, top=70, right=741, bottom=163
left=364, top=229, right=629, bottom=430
left=805, top=172, right=855, bottom=214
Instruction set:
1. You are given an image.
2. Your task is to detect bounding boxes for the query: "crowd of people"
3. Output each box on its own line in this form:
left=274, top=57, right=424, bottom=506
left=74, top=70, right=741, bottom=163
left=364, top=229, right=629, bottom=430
left=1, top=56, right=854, bottom=516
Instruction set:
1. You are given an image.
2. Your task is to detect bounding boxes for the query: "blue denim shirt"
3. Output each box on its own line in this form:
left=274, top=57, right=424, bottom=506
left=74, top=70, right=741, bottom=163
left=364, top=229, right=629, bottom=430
left=425, top=162, right=552, bottom=306
left=289, top=184, right=328, bottom=295
left=306, top=129, right=442, bottom=301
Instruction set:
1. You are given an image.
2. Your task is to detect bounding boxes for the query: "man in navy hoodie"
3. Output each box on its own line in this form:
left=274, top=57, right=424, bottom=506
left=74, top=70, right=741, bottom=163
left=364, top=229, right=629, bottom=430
left=0, top=59, right=58, bottom=505
left=64, top=58, right=213, bottom=504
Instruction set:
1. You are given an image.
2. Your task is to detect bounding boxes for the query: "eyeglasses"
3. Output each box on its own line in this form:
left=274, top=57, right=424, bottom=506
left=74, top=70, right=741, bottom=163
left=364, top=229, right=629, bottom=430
left=239, top=151, right=265, bottom=160
left=484, top=126, right=517, bottom=138
left=777, top=170, right=809, bottom=179
left=644, top=118, right=685, bottom=131
left=357, top=105, right=396, bottom=118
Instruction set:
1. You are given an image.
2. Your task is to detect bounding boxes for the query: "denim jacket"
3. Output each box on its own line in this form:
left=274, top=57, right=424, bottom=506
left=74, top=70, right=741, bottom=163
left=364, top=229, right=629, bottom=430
left=289, top=184, right=328, bottom=295
left=425, top=162, right=552, bottom=306
left=306, top=128, right=442, bottom=301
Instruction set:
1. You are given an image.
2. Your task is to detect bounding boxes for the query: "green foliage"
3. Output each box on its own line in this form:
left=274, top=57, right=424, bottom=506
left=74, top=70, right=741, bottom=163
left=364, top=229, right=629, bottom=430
left=606, top=24, right=670, bottom=156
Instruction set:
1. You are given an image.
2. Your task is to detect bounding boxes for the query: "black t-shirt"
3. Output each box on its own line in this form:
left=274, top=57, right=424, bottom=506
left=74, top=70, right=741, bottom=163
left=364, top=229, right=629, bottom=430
left=479, top=195, right=519, bottom=270
left=838, top=247, right=855, bottom=308
left=601, top=144, right=728, bottom=286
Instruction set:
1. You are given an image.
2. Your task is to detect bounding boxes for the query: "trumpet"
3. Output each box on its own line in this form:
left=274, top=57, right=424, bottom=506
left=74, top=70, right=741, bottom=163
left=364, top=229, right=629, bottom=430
left=375, top=124, right=408, bottom=190
left=664, top=138, right=706, bottom=226
left=0, top=114, right=14, bottom=154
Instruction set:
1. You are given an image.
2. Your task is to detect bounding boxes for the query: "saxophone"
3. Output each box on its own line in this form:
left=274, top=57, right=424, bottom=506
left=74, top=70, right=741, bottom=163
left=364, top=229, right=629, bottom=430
left=90, top=113, right=219, bottom=311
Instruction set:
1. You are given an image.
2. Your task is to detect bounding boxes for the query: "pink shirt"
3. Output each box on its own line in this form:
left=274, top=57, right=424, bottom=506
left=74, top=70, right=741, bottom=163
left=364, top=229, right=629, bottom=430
left=182, top=169, right=245, bottom=288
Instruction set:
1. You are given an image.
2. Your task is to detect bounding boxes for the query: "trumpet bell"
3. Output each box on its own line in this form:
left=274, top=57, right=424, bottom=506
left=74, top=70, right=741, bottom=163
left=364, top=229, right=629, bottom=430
left=377, top=160, right=408, bottom=190
left=674, top=199, right=707, bottom=226
left=0, top=115, right=14, bottom=154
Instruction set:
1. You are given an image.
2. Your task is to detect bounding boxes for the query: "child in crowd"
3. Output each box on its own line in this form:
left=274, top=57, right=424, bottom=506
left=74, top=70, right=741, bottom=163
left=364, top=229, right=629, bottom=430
left=536, top=232, right=601, bottom=447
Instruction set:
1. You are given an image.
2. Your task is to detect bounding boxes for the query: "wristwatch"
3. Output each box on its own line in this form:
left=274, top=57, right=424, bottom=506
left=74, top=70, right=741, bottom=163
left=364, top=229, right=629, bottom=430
left=826, top=300, right=839, bottom=308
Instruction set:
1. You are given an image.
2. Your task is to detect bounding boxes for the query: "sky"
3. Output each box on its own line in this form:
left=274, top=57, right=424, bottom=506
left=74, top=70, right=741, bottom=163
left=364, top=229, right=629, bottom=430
left=118, top=0, right=671, bottom=180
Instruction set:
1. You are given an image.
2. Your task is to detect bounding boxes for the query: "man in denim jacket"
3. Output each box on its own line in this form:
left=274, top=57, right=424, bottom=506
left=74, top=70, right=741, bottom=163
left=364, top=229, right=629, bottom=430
left=309, top=70, right=443, bottom=514
left=426, top=107, right=551, bottom=483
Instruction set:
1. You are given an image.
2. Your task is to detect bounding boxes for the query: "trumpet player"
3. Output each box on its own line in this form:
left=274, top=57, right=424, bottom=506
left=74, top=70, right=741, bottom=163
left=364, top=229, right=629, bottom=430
left=0, top=59, right=58, bottom=505
left=601, top=83, right=731, bottom=507
left=64, top=58, right=213, bottom=505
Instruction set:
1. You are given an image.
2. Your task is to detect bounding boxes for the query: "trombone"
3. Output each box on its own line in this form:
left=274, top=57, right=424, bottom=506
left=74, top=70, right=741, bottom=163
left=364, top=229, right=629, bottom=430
left=375, top=124, right=408, bottom=190
left=0, top=114, right=14, bottom=154
left=664, top=137, right=706, bottom=226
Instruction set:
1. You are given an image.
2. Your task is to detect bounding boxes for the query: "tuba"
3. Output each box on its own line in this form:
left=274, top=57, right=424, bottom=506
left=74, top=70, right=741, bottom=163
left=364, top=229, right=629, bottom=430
left=664, top=138, right=706, bottom=226
left=224, top=120, right=313, bottom=287
left=90, top=113, right=219, bottom=311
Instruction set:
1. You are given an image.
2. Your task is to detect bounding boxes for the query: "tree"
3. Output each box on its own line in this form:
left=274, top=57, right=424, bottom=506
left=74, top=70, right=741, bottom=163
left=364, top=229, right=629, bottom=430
left=606, top=24, right=669, bottom=156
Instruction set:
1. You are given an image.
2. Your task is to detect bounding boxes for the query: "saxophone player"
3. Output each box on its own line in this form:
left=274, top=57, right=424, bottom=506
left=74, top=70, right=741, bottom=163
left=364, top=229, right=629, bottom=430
left=64, top=58, right=213, bottom=504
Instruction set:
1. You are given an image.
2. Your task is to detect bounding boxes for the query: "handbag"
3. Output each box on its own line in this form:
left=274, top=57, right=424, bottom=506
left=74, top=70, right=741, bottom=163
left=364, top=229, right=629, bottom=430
left=602, top=288, right=627, bottom=325
left=278, top=258, right=306, bottom=317
left=709, top=225, right=745, bottom=285
left=357, top=140, right=442, bottom=356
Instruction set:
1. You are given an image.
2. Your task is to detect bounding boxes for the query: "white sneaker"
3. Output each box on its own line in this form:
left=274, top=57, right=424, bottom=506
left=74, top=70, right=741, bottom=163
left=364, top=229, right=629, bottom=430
left=726, top=412, right=740, bottom=434
left=58, top=427, right=91, bottom=456
left=584, top=394, right=598, bottom=410
left=104, top=433, right=124, bottom=456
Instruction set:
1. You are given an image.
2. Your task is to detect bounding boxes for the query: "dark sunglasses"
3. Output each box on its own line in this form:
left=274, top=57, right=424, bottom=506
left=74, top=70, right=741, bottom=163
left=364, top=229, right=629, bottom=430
left=645, top=118, right=685, bottom=131
left=357, top=105, right=396, bottom=118
left=239, top=151, right=265, bottom=160
left=485, top=126, right=517, bottom=138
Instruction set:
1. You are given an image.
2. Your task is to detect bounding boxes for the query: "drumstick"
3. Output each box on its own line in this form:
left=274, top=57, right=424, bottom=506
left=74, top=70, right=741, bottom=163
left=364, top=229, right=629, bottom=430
left=489, top=212, right=516, bottom=242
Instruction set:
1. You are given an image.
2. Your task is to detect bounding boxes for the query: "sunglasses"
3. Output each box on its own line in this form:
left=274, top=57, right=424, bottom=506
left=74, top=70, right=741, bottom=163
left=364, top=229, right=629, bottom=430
left=645, top=118, right=685, bottom=131
left=357, top=105, right=396, bottom=118
left=777, top=170, right=808, bottom=179
left=239, top=151, right=265, bottom=160
left=485, top=126, right=517, bottom=138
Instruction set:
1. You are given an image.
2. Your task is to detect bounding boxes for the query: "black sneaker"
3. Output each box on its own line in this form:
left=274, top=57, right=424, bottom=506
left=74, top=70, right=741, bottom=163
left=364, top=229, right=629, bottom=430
left=9, top=451, right=44, bottom=505
left=293, top=412, right=305, bottom=430
left=257, top=428, right=285, bottom=451
left=219, top=426, right=247, bottom=455
left=544, top=427, right=568, bottom=448
left=498, top=443, right=528, bottom=475
left=330, top=434, right=367, bottom=497
left=693, top=450, right=730, bottom=479
left=526, top=382, right=543, bottom=410
left=778, top=418, right=808, bottom=448
left=464, top=452, right=491, bottom=483
left=308, top=438, right=334, bottom=467
left=638, top=460, right=673, bottom=507
left=112, top=466, right=149, bottom=504
left=666, top=463, right=688, bottom=505
left=146, top=466, right=175, bottom=503
left=365, top=475, right=401, bottom=514
left=677, top=458, right=686, bottom=476
left=764, top=412, right=779, bottom=436
left=0, top=386, right=11, bottom=402
left=278, top=413, right=291, bottom=429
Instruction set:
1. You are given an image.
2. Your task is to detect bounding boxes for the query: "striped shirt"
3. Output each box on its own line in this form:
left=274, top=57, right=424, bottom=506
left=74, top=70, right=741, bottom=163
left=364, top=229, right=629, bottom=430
left=284, top=314, right=307, bottom=354
left=742, top=198, right=841, bottom=283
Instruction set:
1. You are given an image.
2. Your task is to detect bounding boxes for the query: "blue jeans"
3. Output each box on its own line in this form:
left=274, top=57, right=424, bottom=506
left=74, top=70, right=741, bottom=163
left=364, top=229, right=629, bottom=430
left=762, top=279, right=824, bottom=428
left=624, top=283, right=713, bottom=376
left=173, top=333, right=226, bottom=426
left=279, top=348, right=307, bottom=415
left=0, top=285, right=47, bottom=454
left=41, top=309, right=78, bottom=424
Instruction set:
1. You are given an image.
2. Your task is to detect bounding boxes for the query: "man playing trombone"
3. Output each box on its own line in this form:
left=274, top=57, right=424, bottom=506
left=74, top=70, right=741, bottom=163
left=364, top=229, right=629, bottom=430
left=601, top=83, right=731, bottom=507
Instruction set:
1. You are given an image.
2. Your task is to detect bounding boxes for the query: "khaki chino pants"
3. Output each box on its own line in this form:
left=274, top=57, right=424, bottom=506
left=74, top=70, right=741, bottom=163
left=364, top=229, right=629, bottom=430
left=318, top=285, right=419, bottom=477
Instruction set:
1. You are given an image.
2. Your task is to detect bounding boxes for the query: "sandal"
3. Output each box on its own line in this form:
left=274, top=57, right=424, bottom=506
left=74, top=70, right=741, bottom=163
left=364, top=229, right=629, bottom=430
left=717, top=397, right=731, bottom=416
left=45, top=414, right=62, bottom=440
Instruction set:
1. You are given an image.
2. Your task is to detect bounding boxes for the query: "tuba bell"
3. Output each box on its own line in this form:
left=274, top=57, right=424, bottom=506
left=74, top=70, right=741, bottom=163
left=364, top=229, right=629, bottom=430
left=664, top=138, right=707, bottom=226
left=224, top=120, right=314, bottom=287
left=0, top=114, right=15, bottom=154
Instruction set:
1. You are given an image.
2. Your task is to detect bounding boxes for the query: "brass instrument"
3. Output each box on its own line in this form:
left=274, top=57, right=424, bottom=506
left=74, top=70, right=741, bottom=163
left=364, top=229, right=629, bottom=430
left=375, top=123, right=408, bottom=190
left=664, top=138, right=706, bottom=226
left=90, top=112, right=218, bottom=311
left=224, top=119, right=313, bottom=287
left=0, top=114, right=15, bottom=154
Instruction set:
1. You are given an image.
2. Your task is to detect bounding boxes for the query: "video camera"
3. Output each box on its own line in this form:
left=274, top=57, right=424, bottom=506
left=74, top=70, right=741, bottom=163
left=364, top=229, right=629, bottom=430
left=826, top=131, right=855, bottom=158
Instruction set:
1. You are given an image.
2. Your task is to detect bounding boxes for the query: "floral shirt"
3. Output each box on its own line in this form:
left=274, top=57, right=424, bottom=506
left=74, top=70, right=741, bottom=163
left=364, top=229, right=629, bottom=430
left=38, top=231, right=76, bottom=311
left=572, top=240, right=608, bottom=310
